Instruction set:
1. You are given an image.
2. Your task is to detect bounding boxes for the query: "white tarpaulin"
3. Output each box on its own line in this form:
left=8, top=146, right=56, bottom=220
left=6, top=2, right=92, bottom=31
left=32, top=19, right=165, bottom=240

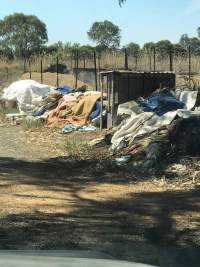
left=175, top=89, right=198, bottom=110
left=2, top=80, right=51, bottom=113
left=111, top=111, right=178, bottom=149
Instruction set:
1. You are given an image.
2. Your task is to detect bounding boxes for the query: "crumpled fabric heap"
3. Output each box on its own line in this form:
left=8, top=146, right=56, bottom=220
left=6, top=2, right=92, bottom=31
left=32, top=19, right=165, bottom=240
left=111, top=88, right=200, bottom=167
left=32, top=92, right=62, bottom=117
left=46, top=92, right=101, bottom=128
left=1, top=79, right=104, bottom=133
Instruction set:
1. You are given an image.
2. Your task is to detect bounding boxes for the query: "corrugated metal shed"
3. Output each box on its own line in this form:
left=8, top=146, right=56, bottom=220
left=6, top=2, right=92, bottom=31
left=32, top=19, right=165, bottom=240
left=99, top=70, right=176, bottom=128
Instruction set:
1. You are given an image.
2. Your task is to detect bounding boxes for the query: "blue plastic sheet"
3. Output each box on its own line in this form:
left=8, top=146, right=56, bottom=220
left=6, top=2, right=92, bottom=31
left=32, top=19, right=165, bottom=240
left=32, top=101, right=56, bottom=117
left=89, top=101, right=101, bottom=120
left=62, top=124, right=78, bottom=133
left=78, top=125, right=96, bottom=132
left=139, top=91, right=185, bottom=116
left=57, top=85, right=73, bottom=95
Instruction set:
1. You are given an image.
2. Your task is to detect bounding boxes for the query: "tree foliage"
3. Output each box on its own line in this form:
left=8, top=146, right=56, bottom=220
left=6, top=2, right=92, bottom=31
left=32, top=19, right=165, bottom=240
left=179, top=34, right=191, bottom=50
left=0, top=13, right=48, bottom=59
left=87, top=20, right=121, bottom=48
left=126, top=42, right=140, bottom=57
left=179, top=34, right=200, bottom=54
left=143, top=42, right=155, bottom=54
left=173, top=43, right=187, bottom=56
left=155, top=40, right=174, bottom=57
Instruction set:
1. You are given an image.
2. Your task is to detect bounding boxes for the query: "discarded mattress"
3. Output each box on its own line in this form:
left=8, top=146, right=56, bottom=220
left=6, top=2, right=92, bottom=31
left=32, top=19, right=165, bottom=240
left=2, top=80, right=52, bottom=113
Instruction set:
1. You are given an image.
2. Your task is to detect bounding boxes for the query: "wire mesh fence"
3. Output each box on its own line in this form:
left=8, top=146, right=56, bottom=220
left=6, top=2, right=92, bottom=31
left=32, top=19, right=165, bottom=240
left=0, top=48, right=199, bottom=88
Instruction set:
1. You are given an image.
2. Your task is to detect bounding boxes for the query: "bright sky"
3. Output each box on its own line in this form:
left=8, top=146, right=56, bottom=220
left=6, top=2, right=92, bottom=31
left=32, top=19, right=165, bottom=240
left=0, top=0, right=200, bottom=47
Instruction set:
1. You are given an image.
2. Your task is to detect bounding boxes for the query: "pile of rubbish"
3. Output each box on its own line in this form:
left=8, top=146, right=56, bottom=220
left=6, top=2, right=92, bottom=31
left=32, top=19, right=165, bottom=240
left=108, top=87, right=200, bottom=170
left=2, top=79, right=200, bottom=171
left=1, top=80, right=104, bottom=133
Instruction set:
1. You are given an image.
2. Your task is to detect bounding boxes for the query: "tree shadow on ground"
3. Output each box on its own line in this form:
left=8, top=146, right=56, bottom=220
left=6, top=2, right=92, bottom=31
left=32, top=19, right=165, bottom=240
left=0, top=157, right=200, bottom=267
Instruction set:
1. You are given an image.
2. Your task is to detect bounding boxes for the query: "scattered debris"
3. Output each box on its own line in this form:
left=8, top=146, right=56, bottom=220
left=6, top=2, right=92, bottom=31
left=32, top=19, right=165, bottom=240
left=2, top=79, right=200, bottom=174
left=111, top=87, right=200, bottom=171
left=115, top=155, right=132, bottom=166
left=1, top=79, right=105, bottom=132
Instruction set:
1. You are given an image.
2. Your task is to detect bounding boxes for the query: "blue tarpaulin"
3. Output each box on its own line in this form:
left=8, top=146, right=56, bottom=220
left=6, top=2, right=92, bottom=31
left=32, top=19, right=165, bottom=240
left=32, top=101, right=56, bottom=117
left=89, top=101, right=101, bottom=120
left=139, top=91, right=186, bottom=116
left=57, top=85, right=73, bottom=95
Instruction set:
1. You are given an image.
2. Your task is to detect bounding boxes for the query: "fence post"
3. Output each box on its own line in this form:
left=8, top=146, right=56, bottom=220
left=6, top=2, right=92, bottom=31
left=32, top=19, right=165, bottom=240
left=169, top=49, right=173, bottom=72
left=70, top=52, right=73, bottom=70
left=153, top=47, right=156, bottom=72
left=135, top=56, right=138, bottom=71
left=56, top=56, right=59, bottom=87
left=40, top=58, right=43, bottom=84
left=97, top=52, right=101, bottom=92
left=74, top=51, right=76, bottom=73
left=29, top=59, right=32, bottom=79
left=124, top=48, right=128, bottom=70
left=75, top=50, right=79, bottom=89
left=188, top=45, right=191, bottom=87
left=100, top=74, right=103, bottom=130
left=94, top=50, right=98, bottom=91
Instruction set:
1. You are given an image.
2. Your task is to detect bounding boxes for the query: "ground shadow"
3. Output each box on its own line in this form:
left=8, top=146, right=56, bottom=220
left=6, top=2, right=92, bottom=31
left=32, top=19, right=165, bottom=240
left=0, top=156, right=200, bottom=266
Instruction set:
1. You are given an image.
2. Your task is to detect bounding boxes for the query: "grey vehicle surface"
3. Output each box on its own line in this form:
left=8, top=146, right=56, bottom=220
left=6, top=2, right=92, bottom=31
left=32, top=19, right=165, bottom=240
left=0, top=250, right=156, bottom=267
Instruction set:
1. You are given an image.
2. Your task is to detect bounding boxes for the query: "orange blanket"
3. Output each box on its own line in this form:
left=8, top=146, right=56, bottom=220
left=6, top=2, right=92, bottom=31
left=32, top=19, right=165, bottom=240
left=46, top=92, right=101, bottom=127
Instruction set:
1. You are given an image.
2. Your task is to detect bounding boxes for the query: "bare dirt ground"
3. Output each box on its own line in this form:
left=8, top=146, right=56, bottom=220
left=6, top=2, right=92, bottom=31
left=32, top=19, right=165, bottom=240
left=0, top=124, right=199, bottom=266
left=21, top=72, right=92, bottom=89
left=0, top=71, right=200, bottom=265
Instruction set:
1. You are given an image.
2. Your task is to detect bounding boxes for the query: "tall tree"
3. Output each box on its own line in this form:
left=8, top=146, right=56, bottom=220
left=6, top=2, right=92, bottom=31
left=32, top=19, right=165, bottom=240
left=179, top=34, right=200, bottom=53
left=156, top=40, right=174, bottom=57
left=143, top=42, right=155, bottom=70
left=87, top=20, right=121, bottom=48
left=173, top=43, right=187, bottom=56
left=143, top=42, right=155, bottom=52
left=179, top=34, right=191, bottom=50
left=189, top=37, right=200, bottom=54
left=197, top=27, right=200, bottom=39
left=126, top=42, right=140, bottom=57
left=0, top=13, right=48, bottom=59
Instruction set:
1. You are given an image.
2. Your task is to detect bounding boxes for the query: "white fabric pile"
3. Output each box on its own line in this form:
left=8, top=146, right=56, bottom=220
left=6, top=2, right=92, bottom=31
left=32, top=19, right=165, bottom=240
left=1, top=80, right=51, bottom=113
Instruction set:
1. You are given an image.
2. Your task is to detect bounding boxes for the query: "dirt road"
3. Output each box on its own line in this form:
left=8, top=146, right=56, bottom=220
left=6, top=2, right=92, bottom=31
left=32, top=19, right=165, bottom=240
left=0, top=125, right=200, bottom=266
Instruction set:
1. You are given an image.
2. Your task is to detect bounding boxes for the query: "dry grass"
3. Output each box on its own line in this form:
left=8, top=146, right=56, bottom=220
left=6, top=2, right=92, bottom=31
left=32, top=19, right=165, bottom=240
left=20, top=72, right=92, bottom=88
left=65, top=138, right=111, bottom=160
left=0, top=53, right=198, bottom=98
left=0, top=61, right=23, bottom=90
left=71, top=52, right=200, bottom=73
